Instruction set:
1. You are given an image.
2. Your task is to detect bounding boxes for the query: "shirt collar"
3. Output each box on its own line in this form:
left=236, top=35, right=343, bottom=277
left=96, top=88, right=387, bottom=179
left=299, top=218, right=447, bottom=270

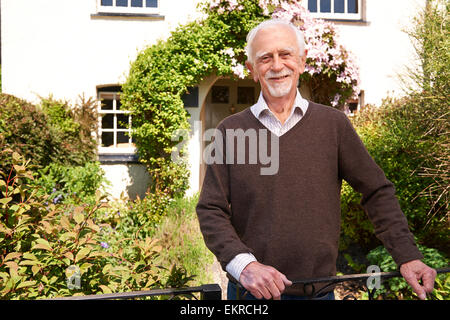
left=251, top=89, right=309, bottom=119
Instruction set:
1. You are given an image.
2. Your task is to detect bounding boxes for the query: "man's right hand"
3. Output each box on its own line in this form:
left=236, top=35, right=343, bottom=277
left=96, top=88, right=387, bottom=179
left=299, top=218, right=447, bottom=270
left=239, top=261, right=292, bottom=300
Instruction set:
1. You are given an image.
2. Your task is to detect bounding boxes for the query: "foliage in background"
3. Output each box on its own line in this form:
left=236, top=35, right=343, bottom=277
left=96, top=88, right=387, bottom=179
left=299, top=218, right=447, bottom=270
left=341, top=96, right=449, bottom=253
left=33, top=162, right=108, bottom=206
left=121, top=0, right=360, bottom=199
left=402, top=0, right=449, bottom=227
left=0, top=94, right=99, bottom=172
left=39, top=96, right=98, bottom=166
left=0, top=93, right=106, bottom=208
left=0, top=94, right=55, bottom=173
left=340, top=0, right=449, bottom=256
left=0, top=150, right=193, bottom=299
left=367, top=244, right=449, bottom=300
left=95, top=193, right=214, bottom=288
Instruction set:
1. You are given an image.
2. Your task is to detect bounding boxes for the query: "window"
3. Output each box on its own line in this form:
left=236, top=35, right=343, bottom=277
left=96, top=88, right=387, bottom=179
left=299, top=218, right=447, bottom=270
left=307, top=0, right=363, bottom=20
left=97, top=86, right=135, bottom=154
left=97, top=0, right=159, bottom=14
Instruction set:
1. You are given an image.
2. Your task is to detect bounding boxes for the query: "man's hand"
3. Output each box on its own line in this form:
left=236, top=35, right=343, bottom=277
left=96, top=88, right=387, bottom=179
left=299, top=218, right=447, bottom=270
left=239, top=261, right=292, bottom=300
left=400, top=259, right=437, bottom=300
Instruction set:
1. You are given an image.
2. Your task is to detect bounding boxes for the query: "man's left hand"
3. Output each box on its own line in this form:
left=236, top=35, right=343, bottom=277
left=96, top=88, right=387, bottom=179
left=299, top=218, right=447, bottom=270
left=400, top=259, right=437, bottom=300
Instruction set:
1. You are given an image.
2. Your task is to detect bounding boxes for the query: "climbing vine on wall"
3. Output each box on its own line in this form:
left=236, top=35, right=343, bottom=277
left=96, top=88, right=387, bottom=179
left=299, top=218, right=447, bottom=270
left=121, top=0, right=360, bottom=197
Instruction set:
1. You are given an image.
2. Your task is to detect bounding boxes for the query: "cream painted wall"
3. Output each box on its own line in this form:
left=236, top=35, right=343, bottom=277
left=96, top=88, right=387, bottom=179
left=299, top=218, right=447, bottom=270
left=1, top=0, right=203, bottom=104
left=333, top=0, right=425, bottom=106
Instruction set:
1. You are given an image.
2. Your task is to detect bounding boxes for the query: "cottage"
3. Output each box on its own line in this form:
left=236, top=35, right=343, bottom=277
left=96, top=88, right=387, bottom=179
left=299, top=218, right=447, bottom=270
left=1, top=0, right=426, bottom=199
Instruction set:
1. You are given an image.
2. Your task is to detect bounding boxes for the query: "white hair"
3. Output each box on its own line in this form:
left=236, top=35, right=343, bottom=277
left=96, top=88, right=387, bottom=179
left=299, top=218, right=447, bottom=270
left=245, top=19, right=306, bottom=64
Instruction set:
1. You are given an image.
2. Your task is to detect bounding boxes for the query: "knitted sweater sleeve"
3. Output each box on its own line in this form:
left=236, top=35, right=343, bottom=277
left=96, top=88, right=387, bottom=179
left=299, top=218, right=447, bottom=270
left=337, top=113, right=423, bottom=266
left=196, top=124, right=254, bottom=270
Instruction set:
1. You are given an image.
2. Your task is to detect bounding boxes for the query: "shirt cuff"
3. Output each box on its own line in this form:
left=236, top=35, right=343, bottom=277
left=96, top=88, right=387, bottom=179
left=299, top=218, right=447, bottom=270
left=225, top=253, right=257, bottom=282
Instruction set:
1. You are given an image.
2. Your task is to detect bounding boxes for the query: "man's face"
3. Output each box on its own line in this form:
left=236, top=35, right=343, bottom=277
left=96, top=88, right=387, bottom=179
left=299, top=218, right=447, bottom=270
left=246, top=25, right=306, bottom=99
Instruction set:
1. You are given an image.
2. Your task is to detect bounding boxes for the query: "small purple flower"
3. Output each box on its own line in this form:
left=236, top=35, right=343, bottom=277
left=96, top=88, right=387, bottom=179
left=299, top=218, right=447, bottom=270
left=52, top=194, right=63, bottom=204
left=100, top=242, right=109, bottom=249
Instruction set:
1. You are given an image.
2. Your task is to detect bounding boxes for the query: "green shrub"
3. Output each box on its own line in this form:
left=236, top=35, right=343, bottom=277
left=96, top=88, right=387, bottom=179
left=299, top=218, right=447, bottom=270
left=366, top=244, right=449, bottom=299
left=0, top=94, right=55, bottom=173
left=32, top=162, right=108, bottom=205
left=340, top=0, right=449, bottom=255
left=0, top=150, right=192, bottom=299
left=340, top=95, right=449, bottom=254
left=39, top=96, right=98, bottom=166
left=0, top=94, right=98, bottom=173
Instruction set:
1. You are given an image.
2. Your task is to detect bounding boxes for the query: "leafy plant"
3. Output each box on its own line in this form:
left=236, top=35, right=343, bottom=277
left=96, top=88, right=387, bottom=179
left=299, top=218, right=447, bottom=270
left=0, top=150, right=194, bottom=299
left=0, top=93, right=99, bottom=175
left=340, top=96, right=449, bottom=253
left=0, top=94, right=55, bottom=173
left=39, top=95, right=98, bottom=166
left=366, top=244, right=449, bottom=300
left=32, top=162, right=108, bottom=205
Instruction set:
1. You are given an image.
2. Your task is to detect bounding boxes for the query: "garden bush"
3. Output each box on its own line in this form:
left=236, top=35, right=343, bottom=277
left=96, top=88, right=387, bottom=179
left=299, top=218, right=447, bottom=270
left=367, top=244, right=449, bottom=300
left=0, top=94, right=98, bottom=173
left=340, top=0, right=449, bottom=255
left=33, top=162, right=108, bottom=206
left=0, top=94, right=55, bottom=173
left=39, top=95, right=98, bottom=166
left=340, top=97, right=449, bottom=253
left=0, top=149, right=193, bottom=299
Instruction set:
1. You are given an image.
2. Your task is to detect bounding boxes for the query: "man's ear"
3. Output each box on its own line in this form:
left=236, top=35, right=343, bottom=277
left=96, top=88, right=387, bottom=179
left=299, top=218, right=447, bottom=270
left=298, top=49, right=308, bottom=75
left=245, top=60, right=258, bottom=82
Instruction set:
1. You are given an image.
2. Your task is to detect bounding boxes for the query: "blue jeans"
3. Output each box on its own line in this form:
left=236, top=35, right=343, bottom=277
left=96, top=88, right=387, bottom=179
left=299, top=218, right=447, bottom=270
left=227, top=281, right=335, bottom=300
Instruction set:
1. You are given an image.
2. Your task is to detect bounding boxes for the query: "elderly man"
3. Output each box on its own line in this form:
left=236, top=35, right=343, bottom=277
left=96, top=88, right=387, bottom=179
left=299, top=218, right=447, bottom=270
left=196, top=19, right=436, bottom=300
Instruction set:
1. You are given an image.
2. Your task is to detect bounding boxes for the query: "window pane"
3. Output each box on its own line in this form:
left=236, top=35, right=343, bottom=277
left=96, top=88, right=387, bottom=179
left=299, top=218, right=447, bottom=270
left=211, top=86, right=229, bottom=104
left=334, top=0, right=345, bottom=13
left=181, top=86, right=199, bottom=107
left=102, top=114, right=114, bottom=129
left=101, top=0, right=113, bottom=6
left=101, top=132, right=114, bottom=147
left=308, top=0, right=317, bottom=12
left=117, top=114, right=130, bottom=129
left=101, top=99, right=113, bottom=110
left=117, top=132, right=131, bottom=145
left=145, top=0, right=158, bottom=8
left=348, top=0, right=358, bottom=13
left=116, top=0, right=128, bottom=7
left=131, top=0, right=143, bottom=7
left=320, top=0, right=331, bottom=13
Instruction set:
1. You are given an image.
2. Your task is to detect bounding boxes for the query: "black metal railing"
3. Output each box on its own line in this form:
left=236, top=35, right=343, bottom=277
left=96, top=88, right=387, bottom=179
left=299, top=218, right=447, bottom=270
left=53, top=267, right=449, bottom=300
left=52, top=283, right=222, bottom=300
left=287, top=266, right=450, bottom=300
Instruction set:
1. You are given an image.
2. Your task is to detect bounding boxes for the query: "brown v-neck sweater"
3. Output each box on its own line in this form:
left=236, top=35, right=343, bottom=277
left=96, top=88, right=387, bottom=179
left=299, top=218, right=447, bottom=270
left=196, top=102, right=423, bottom=295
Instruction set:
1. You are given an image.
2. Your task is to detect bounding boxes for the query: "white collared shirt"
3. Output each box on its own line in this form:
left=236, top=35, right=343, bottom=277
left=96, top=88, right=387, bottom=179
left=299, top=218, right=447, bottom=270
left=250, top=89, right=309, bottom=136
left=225, top=89, right=309, bottom=282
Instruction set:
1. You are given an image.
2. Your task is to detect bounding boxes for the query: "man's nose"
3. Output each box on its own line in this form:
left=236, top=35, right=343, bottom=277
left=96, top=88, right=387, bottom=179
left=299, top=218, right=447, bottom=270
left=271, top=54, right=284, bottom=72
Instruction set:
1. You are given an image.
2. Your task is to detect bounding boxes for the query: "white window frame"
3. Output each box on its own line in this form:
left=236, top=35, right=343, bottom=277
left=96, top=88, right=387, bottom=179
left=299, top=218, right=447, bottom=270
left=307, top=0, right=363, bottom=21
left=98, top=91, right=136, bottom=155
left=96, top=0, right=160, bottom=15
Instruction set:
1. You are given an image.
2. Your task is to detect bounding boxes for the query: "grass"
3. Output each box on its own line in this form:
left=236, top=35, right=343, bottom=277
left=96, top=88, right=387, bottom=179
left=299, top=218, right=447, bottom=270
left=151, top=193, right=216, bottom=287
